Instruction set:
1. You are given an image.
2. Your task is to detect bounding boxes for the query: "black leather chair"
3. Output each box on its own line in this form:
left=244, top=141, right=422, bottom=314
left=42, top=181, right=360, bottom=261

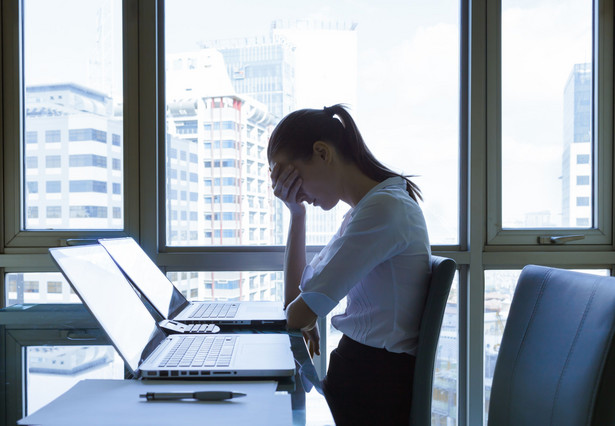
left=488, top=265, right=615, bottom=425
left=410, top=256, right=456, bottom=426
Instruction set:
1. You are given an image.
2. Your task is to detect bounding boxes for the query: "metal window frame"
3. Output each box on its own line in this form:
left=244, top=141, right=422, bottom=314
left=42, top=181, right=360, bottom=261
left=485, top=0, right=614, bottom=247
left=0, top=0, right=140, bottom=253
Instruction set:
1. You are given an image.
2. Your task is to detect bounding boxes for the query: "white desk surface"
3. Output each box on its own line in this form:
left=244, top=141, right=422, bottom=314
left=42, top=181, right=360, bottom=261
left=18, top=379, right=292, bottom=426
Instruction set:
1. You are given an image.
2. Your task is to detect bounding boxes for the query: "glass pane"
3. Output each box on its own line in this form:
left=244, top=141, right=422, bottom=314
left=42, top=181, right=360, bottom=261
left=23, top=0, right=124, bottom=230
left=165, top=0, right=459, bottom=246
left=5, top=273, right=79, bottom=306
left=432, top=275, right=459, bottom=425
left=26, top=345, right=124, bottom=415
left=166, top=271, right=283, bottom=302
left=483, top=268, right=609, bottom=424
left=501, top=0, right=592, bottom=228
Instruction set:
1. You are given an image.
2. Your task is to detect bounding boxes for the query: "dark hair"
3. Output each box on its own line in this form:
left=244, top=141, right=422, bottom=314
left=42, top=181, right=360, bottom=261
left=267, top=104, right=422, bottom=202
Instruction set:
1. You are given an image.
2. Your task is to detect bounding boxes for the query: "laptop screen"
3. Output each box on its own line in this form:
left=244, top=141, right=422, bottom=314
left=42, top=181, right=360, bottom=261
left=98, top=238, right=188, bottom=319
left=49, top=244, right=165, bottom=373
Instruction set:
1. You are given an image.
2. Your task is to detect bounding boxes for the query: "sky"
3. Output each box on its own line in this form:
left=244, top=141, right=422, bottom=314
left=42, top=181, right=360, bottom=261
left=23, top=0, right=593, bottom=241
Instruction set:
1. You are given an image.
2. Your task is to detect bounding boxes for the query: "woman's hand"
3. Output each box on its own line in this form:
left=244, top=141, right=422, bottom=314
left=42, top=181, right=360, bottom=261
left=270, top=163, right=306, bottom=216
left=302, top=323, right=320, bottom=358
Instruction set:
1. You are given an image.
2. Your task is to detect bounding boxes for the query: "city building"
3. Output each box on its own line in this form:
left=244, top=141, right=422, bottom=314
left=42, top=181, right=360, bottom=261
left=24, top=83, right=123, bottom=231
left=165, top=49, right=281, bottom=301
left=562, top=62, right=592, bottom=227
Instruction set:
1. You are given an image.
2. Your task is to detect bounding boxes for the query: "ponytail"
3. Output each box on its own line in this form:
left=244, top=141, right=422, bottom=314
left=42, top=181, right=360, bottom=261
left=268, top=104, right=422, bottom=202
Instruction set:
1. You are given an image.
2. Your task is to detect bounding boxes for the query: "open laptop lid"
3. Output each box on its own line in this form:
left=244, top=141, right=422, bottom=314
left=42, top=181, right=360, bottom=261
left=98, top=237, right=188, bottom=319
left=49, top=244, right=167, bottom=376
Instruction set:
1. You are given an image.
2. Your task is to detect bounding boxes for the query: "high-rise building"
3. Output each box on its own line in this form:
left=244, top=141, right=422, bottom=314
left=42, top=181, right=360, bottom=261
left=199, top=33, right=297, bottom=122
left=24, top=83, right=123, bottom=230
left=562, top=63, right=592, bottom=227
left=165, top=49, right=281, bottom=301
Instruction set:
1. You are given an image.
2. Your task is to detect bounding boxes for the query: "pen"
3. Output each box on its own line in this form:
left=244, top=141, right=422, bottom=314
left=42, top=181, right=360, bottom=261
left=140, top=391, right=246, bottom=401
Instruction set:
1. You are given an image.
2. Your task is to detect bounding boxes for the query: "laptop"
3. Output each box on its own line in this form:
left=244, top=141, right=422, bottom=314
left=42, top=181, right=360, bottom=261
left=49, top=244, right=296, bottom=379
left=98, top=237, right=286, bottom=327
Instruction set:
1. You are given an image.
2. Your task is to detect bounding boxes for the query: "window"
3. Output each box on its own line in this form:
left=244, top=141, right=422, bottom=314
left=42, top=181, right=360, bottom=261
left=69, top=206, right=108, bottom=218
left=576, top=196, right=590, bottom=206
left=25, top=131, right=37, bottom=144
left=2, top=1, right=614, bottom=425
left=69, top=180, right=107, bottom=193
left=500, top=0, right=592, bottom=230
left=45, top=130, right=61, bottom=143
left=45, top=155, right=61, bottom=168
left=576, top=175, right=590, bottom=185
left=47, top=281, right=62, bottom=293
left=20, top=0, right=124, bottom=233
left=69, top=129, right=107, bottom=143
left=577, top=154, right=590, bottom=164
left=112, top=183, right=121, bottom=194
left=25, top=156, right=38, bottom=168
left=46, top=206, right=61, bottom=218
left=46, top=181, right=61, bottom=193
left=69, top=154, right=107, bottom=168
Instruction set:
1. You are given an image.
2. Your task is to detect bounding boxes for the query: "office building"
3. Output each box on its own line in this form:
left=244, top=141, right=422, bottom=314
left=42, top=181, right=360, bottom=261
left=23, top=84, right=123, bottom=231
left=562, top=62, right=592, bottom=227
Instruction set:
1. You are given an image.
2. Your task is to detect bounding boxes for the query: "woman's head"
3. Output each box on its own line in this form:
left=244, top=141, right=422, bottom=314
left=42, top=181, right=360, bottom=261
left=267, top=104, right=422, bottom=202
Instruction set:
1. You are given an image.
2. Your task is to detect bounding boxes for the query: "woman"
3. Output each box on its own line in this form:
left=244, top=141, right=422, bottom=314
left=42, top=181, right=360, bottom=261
left=268, top=104, right=431, bottom=425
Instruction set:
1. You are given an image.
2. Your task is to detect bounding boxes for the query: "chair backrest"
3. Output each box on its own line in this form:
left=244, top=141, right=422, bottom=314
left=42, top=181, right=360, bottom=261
left=488, top=265, right=615, bottom=426
left=410, top=255, right=456, bottom=426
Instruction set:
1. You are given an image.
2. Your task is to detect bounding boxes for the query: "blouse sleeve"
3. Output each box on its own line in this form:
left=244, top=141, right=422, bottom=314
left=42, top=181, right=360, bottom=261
left=299, top=193, right=417, bottom=317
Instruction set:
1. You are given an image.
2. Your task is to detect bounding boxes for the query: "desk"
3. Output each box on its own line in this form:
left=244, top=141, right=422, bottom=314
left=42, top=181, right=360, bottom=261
left=0, top=304, right=332, bottom=426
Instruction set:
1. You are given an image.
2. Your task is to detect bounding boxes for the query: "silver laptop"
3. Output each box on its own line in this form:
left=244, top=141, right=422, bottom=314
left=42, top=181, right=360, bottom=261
left=98, top=237, right=286, bottom=327
left=49, top=244, right=295, bottom=379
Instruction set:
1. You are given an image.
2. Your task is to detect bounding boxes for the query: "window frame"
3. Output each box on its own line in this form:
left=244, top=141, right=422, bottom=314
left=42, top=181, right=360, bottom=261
left=0, top=1, right=613, bottom=425
left=485, top=0, right=614, bottom=246
left=1, top=0, right=140, bottom=252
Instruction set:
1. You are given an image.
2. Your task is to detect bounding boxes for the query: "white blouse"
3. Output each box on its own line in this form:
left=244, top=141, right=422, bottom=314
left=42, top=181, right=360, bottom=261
left=299, top=176, right=431, bottom=355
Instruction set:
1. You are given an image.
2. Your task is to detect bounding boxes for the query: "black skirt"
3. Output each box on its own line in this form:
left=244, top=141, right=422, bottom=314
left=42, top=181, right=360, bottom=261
left=322, top=335, right=416, bottom=426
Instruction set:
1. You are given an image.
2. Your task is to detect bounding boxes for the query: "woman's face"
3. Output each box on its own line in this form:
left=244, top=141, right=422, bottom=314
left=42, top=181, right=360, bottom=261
left=271, top=143, right=341, bottom=211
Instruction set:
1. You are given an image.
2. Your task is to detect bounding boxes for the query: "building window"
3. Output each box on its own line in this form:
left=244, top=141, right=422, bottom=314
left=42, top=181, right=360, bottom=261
left=576, top=196, right=590, bottom=206
left=26, top=181, right=38, bottom=194
left=112, top=158, right=121, bottom=170
left=47, top=281, right=63, bottom=293
left=576, top=175, right=590, bottom=185
left=24, top=281, right=39, bottom=293
left=69, top=206, right=108, bottom=218
left=112, top=183, right=121, bottom=194
left=112, top=134, right=121, bottom=146
left=46, top=181, right=61, bottom=193
left=25, top=156, right=38, bottom=168
left=46, top=206, right=62, bottom=218
left=576, top=154, right=590, bottom=164
left=69, top=180, right=107, bottom=193
left=45, top=155, right=61, bottom=168
left=27, top=206, right=38, bottom=218
left=25, top=131, right=38, bottom=144
left=69, top=154, right=107, bottom=168
left=113, top=207, right=121, bottom=218
left=45, top=130, right=61, bottom=143
left=69, top=128, right=107, bottom=143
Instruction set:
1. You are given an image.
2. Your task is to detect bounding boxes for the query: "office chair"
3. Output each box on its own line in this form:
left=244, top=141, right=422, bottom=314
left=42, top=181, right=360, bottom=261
left=488, top=265, right=615, bottom=426
left=410, top=255, right=456, bottom=426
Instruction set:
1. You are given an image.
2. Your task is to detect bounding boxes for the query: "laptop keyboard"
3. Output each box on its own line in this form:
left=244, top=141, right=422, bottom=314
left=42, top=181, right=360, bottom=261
left=190, top=303, right=240, bottom=319
left=159, top=335, right=237, bottom=368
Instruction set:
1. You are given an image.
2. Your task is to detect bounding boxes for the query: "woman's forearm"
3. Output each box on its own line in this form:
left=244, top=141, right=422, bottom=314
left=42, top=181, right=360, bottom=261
left=284, top=210, right=307, bottom=308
